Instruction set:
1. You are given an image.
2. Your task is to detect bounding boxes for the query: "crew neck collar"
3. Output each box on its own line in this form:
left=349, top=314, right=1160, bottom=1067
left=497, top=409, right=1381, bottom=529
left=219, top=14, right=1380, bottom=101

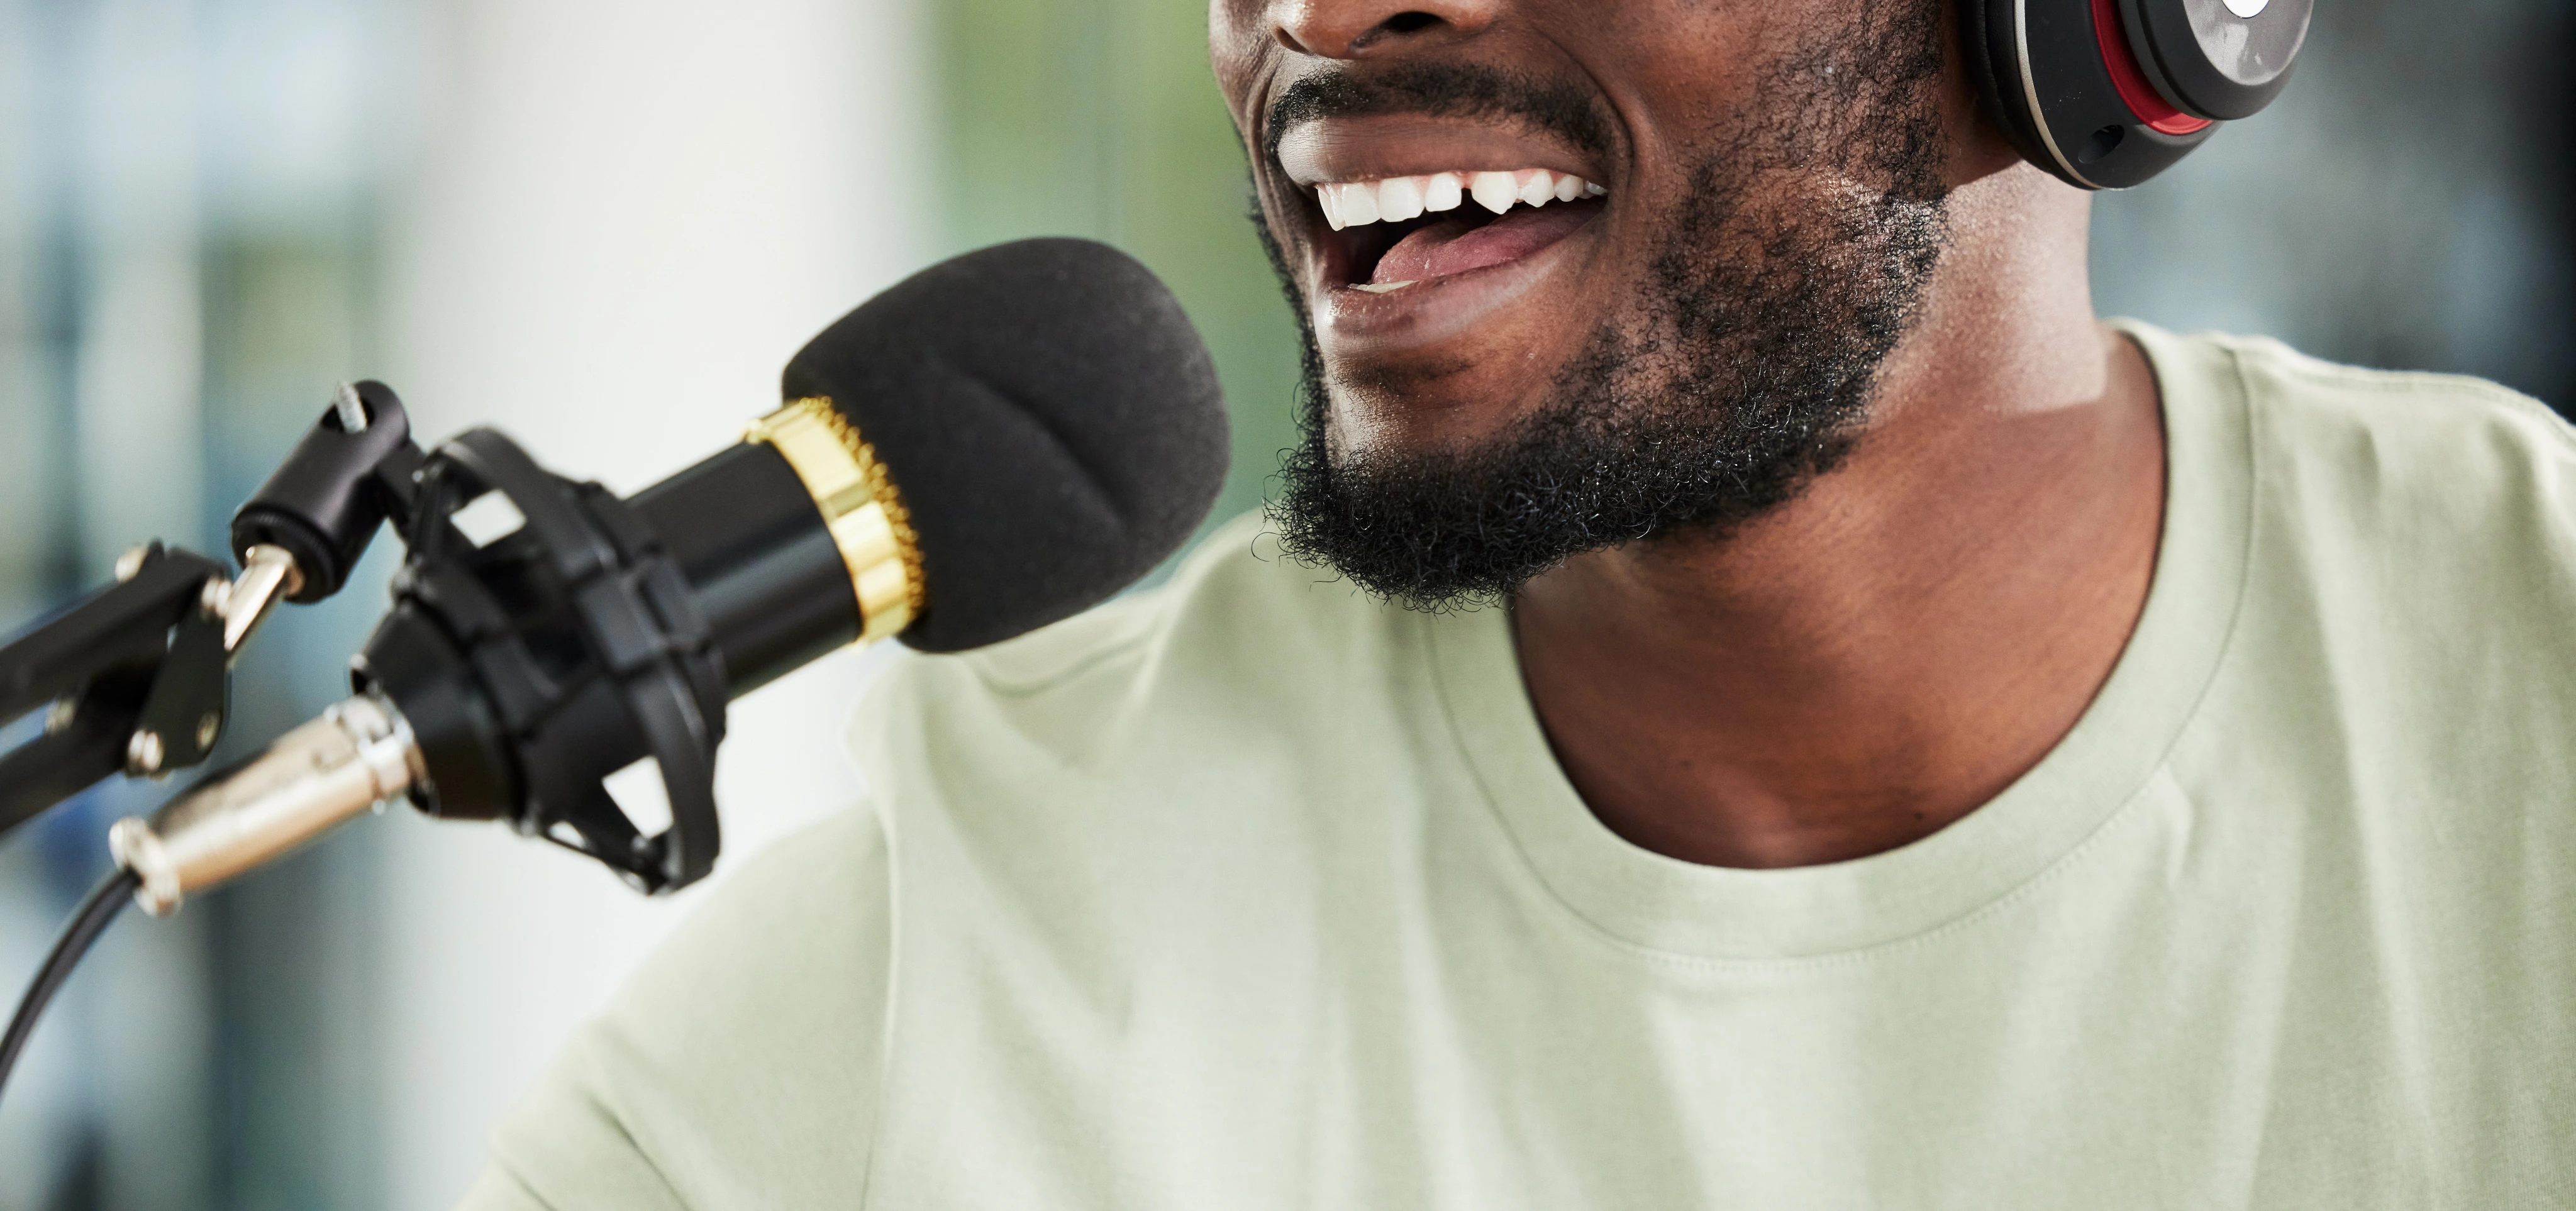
left=1426, top=323, right=2253, bottom=963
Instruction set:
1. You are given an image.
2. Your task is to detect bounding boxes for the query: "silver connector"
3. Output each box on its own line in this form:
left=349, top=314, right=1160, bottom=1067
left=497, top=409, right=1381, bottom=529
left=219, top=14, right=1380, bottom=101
left=109, top=692, right=423, bottom=917
left=220, top=543, right=306, bottom=657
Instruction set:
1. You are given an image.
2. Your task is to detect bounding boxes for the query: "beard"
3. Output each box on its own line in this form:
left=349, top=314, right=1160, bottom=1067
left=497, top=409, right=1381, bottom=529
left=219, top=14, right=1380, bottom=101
left=1262, top=3, right=1955, bottom=611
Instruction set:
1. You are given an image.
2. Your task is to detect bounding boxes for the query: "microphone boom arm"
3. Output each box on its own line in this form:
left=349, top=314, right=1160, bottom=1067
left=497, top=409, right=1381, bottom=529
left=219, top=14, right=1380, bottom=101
left=0, top=382, right=426, bottom=840
left=0, top=545, right=233, bottom=834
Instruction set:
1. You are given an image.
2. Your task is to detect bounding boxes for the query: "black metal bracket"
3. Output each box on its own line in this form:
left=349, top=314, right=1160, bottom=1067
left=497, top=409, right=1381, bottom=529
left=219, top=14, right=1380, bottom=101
left=0, top=383, right=428, bottom=841
left=0, top=546, right=231, bottom=835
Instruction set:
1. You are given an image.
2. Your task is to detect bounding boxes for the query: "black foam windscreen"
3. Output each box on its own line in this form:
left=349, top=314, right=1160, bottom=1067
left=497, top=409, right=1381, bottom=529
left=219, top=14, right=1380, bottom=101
left=782, top=238, right=1230, bottom=653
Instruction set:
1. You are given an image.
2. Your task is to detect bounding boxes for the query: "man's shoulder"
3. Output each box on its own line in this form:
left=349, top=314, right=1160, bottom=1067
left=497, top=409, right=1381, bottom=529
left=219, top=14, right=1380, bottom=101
left=474, top=806, right=893, bottom=1208
left=2203, top=326, right=2550, bottom=418
left=2147, top=324, right=2574, bottom=510
left=2136, top=334, right=2576, bottom=1044
left=2131, top=323, right=2576, bottom=624
left=2143, top=328, right=2576, bottom=801
left=850, top=511, right=1421, bottom=784
left=923, top=512, right=1350, bottom=689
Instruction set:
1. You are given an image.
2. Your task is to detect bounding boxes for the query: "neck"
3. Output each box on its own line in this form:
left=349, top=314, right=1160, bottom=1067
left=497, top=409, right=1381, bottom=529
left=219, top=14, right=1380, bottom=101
left=1511, top=167, right=2164, bottom=869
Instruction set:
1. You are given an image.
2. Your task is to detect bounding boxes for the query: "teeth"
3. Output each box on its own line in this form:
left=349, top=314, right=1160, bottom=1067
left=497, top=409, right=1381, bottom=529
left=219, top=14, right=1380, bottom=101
left=1517, top=170, right=1555, bottom=207
left=1335, top=180, right=1380, bottom=226
left=1377, top=177, right=1424, bottom=223
left=1352, top=281, right=1416, bottom=294
left=1422, top=172, right=1463, bottom=213
left=1314, top=170, right=1606, bottom=228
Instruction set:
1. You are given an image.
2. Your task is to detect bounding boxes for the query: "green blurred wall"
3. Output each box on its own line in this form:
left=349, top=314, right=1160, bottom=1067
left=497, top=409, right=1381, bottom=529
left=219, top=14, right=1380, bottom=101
left=935, top=0, right=1302, bottom=533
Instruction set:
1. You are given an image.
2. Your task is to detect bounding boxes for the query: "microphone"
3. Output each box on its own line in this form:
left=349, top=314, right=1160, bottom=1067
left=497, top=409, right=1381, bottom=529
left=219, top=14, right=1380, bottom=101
left=106, top=238, right=1230, bottom=915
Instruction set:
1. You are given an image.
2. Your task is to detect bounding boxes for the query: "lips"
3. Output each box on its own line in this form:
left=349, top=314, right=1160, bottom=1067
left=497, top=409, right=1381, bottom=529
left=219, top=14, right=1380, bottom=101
left=1307, top=181, right=1606, bottom=353
left=1273, top=117, right=1613, bottom=354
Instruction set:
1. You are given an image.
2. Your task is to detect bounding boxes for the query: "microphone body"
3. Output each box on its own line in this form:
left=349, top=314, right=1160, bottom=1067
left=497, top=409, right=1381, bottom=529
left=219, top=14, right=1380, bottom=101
left=633, top=441, right=862, bottom=697
left=108, top=238, right=1230, bottom=913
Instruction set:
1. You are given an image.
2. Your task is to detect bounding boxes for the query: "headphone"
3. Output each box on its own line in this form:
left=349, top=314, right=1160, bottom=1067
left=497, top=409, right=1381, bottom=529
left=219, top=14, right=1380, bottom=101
left=1966, top=0, right=2314, bottom=189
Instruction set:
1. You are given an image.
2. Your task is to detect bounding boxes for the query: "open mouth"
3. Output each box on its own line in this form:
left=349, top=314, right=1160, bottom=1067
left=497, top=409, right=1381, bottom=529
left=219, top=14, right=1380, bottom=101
left=1313, top=169, right=1607, bottom=292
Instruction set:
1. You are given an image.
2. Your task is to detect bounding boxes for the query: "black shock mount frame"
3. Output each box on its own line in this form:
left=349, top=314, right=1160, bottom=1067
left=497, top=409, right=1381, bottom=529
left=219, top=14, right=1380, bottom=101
left=0, top=383, right=728, bottom=893
left=363, top=429, right=727, bottom=892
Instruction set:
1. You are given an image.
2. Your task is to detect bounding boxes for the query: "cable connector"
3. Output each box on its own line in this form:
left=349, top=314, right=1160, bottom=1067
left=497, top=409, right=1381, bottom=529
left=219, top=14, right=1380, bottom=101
left=109, top=692, right=422, bottom=917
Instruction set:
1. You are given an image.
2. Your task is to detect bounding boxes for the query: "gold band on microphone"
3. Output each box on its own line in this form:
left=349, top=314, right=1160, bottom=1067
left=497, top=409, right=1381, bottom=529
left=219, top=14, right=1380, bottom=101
left=745, top=398, right=924, bottom=643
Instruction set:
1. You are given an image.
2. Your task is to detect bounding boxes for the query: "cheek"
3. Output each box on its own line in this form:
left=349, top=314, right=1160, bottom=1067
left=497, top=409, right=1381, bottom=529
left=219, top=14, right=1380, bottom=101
left=1204, top=1, right=1274, bottom=114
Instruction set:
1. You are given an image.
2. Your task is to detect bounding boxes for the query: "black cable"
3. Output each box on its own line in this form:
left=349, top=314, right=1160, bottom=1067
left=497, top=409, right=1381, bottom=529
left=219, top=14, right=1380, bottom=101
left=0, top=868, right=140, bottom=1105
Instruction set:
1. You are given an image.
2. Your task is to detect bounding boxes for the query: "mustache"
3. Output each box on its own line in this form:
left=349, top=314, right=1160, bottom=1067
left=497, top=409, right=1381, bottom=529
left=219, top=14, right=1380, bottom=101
left=1262, top=62, right=1617, bottom=170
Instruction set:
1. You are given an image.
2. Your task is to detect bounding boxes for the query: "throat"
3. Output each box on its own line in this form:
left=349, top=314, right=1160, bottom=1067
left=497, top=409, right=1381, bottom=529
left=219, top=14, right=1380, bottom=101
left=1503, top=339, right=2168, bottom=871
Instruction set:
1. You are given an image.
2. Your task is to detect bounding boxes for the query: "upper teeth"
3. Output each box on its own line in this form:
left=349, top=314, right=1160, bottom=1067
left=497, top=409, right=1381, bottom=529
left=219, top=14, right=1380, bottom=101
left=1316, top=170, right=1606, bottom=231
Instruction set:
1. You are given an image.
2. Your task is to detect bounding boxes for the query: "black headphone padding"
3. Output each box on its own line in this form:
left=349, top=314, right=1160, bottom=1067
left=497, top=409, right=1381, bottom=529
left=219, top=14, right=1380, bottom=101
left=1966, top=0, right=2308, bottom=189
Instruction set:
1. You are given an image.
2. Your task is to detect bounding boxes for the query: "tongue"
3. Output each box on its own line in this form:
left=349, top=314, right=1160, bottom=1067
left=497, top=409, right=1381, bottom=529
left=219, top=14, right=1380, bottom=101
left=1371, top=199, right=1601, bottom=285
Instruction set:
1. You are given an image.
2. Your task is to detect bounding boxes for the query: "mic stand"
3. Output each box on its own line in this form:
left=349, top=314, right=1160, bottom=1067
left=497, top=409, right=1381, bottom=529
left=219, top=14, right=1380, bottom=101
left=1, top=380, right=742, bottom=1115
left=3, top=373, right=735, bottom=906
left=96, top=423, right=736, bottom=914
left=0, top=380, right=421, bottom=840
left=0, top=543, right=241, bottom=833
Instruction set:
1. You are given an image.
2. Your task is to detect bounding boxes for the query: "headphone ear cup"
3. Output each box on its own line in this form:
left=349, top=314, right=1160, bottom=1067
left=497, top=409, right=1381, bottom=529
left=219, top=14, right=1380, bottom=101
left=1962, top=0, right=2223, bottom=190
left=2119, top=0, right=2311, bottom=121
left=1963, top=0, right=2064, bottom=178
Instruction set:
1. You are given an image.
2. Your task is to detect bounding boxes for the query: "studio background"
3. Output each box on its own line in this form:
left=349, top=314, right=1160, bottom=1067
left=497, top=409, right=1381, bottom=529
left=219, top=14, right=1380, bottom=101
left=0, top=1, right=2567, bottom=1207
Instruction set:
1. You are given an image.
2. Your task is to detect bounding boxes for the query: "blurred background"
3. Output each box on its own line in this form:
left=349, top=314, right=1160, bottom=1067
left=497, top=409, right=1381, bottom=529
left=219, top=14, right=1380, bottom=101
left=0, top=0, right=2567, bottom=1207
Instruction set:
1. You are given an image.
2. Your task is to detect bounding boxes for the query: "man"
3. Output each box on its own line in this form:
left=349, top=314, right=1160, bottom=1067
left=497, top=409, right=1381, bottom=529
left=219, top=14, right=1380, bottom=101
left=464, top=1, right=2576, bottom=1206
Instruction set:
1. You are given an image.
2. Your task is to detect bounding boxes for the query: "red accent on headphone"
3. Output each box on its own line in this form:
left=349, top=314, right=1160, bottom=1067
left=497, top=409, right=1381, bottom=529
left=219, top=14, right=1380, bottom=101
left=2092, top=0, right=2214, bottom=135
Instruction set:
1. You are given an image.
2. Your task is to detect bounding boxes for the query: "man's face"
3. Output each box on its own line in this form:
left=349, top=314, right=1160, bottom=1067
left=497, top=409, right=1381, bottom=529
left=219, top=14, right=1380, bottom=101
left=1211, top=0, right=1964, bottom=607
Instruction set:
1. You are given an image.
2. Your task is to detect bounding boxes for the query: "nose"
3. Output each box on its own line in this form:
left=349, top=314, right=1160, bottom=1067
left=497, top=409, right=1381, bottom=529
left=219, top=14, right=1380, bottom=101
left=1269, top=0, right=1499, bottom=59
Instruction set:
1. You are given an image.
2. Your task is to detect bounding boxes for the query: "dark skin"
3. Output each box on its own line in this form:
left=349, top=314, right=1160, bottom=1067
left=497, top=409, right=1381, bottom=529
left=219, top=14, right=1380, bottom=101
left=1212, top=0, right=2163, bottom=868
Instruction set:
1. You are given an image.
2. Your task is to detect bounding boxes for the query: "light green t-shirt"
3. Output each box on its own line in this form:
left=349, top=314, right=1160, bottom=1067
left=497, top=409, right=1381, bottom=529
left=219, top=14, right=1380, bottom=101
left=462, top=325, right=2576, bottom=1208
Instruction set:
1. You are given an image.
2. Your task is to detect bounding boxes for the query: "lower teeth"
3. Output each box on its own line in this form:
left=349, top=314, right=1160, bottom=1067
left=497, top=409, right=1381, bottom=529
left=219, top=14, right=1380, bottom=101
left=1352, top=280, right=1416, bottom=294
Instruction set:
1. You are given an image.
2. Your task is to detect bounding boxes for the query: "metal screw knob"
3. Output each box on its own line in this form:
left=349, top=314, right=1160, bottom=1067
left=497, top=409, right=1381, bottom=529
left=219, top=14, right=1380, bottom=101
left=126, top=730, right=165, bottom=776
